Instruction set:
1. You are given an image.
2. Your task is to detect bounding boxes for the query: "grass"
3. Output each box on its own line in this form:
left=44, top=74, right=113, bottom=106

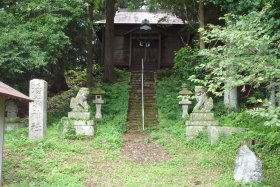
left=3, top=70, right=280, bottom=186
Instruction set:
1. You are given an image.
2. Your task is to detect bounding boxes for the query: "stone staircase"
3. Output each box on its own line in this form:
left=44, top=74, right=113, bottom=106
left=128, top=71, right=158, bottom=131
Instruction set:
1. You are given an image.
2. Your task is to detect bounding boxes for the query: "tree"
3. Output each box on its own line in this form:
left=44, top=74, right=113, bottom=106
left=191, top=7, right=280, bottom=102
left=87, top=2, right=94, bottom=87
left=0, top=0, right=89, bottom=92
left=104, top=0, right=116, bottom=82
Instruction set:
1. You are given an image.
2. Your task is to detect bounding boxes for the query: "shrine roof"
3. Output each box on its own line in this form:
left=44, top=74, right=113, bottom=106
left=0, top=82, right=32, bottom=102
left=96, top=9, right=184, bottom=25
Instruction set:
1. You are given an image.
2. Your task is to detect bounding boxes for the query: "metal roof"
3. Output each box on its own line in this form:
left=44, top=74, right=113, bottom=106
left=96, top=9, right=184, bottom=25
left=0, top=82, right=32, bottom=102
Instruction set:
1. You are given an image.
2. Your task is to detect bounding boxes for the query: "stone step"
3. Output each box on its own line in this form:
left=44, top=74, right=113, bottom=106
left=128, top=71, right=158, bottom=131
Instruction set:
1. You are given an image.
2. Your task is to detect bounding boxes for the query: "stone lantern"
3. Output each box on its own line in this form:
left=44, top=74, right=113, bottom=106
left=178, top=84, right=193, bottom=118
left=92, top=86, right=106, bottom=120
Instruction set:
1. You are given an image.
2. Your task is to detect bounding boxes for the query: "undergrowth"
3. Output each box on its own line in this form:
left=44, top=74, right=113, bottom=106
left=91, top=71, right=130, bottom=149
left=154, top=71, right=280, bottom=187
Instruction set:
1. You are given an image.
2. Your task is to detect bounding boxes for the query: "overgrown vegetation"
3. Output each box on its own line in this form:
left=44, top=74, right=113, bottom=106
left=91, top=70, right=130, bottom=149
left=154, top=71, right=280, bottom=186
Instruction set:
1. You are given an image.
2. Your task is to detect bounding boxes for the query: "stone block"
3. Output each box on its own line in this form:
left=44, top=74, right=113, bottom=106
left=190, top=112, right=215, bottom=121
left=5, top=123, right=25, bottom=132
left=5, top=117, right=20, bottom=123
left=187, top=120, right=219, bottom=126
left=64, top=120, right=94, bottom=136
left=68, top=112, right=91, bottom=120
left=75, top=125, right=94, bottom=136
left=208, top=126, right=245, bottom=144
left=186, top=126, right=206, bottom=141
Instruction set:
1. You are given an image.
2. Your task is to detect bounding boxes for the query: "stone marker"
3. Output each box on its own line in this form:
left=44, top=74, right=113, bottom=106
left=64, top=87, right=94, bottom=136
left=234, top=145, right=262, bottom=183
left=5, top=100, right=25, bottom=131
left=29, top=79, right=47, bottom=140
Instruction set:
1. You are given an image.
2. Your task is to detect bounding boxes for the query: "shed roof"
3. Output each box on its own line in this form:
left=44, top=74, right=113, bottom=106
left=0, top=82, right=32, bottom=102
left=96, top=9, right=184, bottom=25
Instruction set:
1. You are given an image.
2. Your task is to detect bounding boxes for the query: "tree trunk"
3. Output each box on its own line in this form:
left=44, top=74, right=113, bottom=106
left=50, top=59, right=68, bottom=94
left=224, top=87, right=238, bottom=111
left=269, top=80, right=276, bottom=107
left=198, top=0, right=205, bottom=49
left=104, top=0, right=116, bottom=82
left=87, top=3, right=94, bottom=87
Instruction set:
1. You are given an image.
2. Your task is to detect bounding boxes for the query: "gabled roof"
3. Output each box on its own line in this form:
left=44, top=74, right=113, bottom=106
left=0, top=82, right=32, bottom=102
left=96, top=9, right=184, bottom=25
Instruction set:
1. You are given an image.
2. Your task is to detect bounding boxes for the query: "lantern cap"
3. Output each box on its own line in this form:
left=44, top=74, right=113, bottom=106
left=178, top=83, right=193, bottom=95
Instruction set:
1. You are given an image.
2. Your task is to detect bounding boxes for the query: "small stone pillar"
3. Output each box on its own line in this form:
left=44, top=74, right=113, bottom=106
left=178, top=84, right=192, bottom=118
left=92, top=87, right=105, bottom=120
left=29, top=79, right=47, bottom=140
left=5, top=100, right=25, bottom=131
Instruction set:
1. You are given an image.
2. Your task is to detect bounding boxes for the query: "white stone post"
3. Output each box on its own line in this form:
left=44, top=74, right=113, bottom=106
left=0, top=97, right=5, bottom=185
left=29, top=79, right=47, bottom=140
left=224, top=87, right=238, bottom=110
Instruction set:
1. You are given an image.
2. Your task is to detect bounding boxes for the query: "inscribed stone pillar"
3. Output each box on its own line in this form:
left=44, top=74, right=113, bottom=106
left=0, top=97, right=5, bottom=184
left=224, top=87, right=238, bottom=110
left=29, top=79, right=47, bottom=140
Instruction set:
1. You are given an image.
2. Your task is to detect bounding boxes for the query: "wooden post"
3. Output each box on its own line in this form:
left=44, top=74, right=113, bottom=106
left=0, top=97, right=5, bottom=185
left=158, top=33, right=161, bottom=69
left=129, top=33, right=132, bottom=69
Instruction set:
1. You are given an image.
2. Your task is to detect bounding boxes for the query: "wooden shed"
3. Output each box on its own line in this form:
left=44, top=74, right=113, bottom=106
left=96, top=9, right=186, bottom=71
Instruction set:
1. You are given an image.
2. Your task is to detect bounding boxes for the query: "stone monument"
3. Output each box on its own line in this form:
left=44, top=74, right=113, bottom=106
left=186, top=86, right=245, bottom=144
left=5, top=100, right=25, bottom=131
left=234, top=145, right=262, bottom=183
left=64, top=87, right=94, bottom=136
left=186, top=86, right=219, bottom=141
left=29, top=79, right=47, bottom=140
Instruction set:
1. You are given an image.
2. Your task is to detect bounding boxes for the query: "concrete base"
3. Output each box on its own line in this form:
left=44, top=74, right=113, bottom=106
left=187, top=112, right=219, bottom=126
left=186, top=125, right=245, bottom=144
left=68, top=112, right=91, bottom=120
left=187, top=121, right=219, bottom=126
left=208, top=126, right=245, bottom=144
left=5, top=123, right=25, bottom=132
left=186, top=126, right=206, bottom=141
left=64, top=120, right=94, bottom=136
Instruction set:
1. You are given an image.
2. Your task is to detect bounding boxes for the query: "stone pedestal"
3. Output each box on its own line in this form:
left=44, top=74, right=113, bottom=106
left=5, top=117, right=25, bottom=132
left=186, top=112, right=245, bottom=144
left=186, top=112, right=219, bottom=142
left=29, top=79, right=47, bottom=140
left=64, top=112, right=94, bottom=136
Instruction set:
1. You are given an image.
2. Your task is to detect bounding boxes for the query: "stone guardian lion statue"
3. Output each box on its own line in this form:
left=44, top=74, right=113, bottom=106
left=193, top=86, right=214, bottom=112
left=70, top=87, right=90, bottom=112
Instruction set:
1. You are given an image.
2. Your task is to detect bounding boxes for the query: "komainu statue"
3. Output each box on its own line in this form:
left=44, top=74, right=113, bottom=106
left=70, top=87, right=90, bottom=112
left=193, top=86, right=213, bottom=112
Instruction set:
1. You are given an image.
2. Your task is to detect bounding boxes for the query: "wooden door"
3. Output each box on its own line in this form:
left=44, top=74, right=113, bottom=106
left=131, top=39, right=159, bottom=71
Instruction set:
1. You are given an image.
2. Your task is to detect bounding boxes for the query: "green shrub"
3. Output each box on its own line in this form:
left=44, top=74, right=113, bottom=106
left=91, top=76, right=129, bottom=149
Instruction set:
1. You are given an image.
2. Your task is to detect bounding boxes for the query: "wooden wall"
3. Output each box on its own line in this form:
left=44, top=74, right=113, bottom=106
left=100, top=24, right=184, bottom=69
